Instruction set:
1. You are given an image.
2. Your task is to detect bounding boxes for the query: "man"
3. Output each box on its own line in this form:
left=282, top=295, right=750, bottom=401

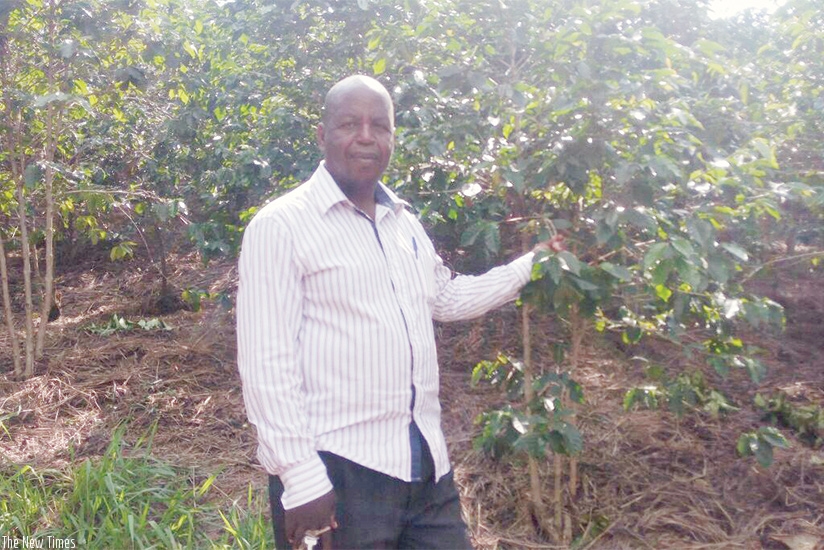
left=237, top=75, right=560, bottom=549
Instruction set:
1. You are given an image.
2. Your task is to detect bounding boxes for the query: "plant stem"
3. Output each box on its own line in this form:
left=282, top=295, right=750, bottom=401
left=553, top=453, right=563, bottom=530
left=523, top=300, right=548, bottom=524
left=568, top=305, right=583, bottom=498
left=521, top=230, right=552, bottom=535
left=742, top=250, right=824, bottom=283
left=0, top=231, right=22, bottom=376
left=36, top=11, right=60, bottom=358
left=16, top=178, right=35, bottom=378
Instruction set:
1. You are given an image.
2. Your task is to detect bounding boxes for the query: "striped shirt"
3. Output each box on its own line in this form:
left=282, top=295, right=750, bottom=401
left=236, top=162, right=534, bottom=510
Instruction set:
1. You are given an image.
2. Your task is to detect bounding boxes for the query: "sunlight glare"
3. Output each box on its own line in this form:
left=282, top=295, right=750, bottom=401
left=708, top=0, right=786, bottom=19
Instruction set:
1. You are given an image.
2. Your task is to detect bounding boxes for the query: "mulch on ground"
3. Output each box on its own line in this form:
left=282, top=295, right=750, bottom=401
left=1, top=251, right=822, bottom=549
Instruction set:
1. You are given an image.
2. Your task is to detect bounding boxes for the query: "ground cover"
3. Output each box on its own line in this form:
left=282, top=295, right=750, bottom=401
left=0, top=251, right=821, bottom=549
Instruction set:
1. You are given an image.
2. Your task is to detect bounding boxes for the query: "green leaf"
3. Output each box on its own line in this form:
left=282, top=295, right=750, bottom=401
left=556, top=251, right=583, bottom=276
left=754, top=439, right=774, bottom=468
left=752, top=138, right=778, bottom=168
left=759, top=427, right=790, bottom=450
left=373, top=57, right=387, bottom=75
left=707, top=256, right=731, bottom=284
left=686, top=218, right=714, bottom=250
left=482, top=223, right=501, bottom=255
left=623, top=389, right=639, bottom=411
left=600, top=262, right=632, bottom=282
left=183, top=42, right=198, bottom=59
left=736, top=434, right=754, bottom=456
left=553, top=280, right=583, bottom=311
left=543, top=256, right=563, bottom=285
left=675, top=261, right=703, bottom=290
left=670, top=237, right=695, bottom=260
left=709, top=356, right=729, bottom=378
left=655, top=284, right=672, bottom=302
left=558, top=422, right=583, bottom=455
left=460, top=222, right=484, bottom=247
left=623, top=208, right=658, bottom=233
left=137, top=318, right=172, bottom=331
left=571, top=276, right=600, bottom=292
left=623, top=326, right=643, bottom=344
left=644, top=243, right=670, bottom=269
left=721, top=243, right=749, bottom=262
left=567, top=380, right=584, bottom=404
left=742, top=358, right=767, bottom=384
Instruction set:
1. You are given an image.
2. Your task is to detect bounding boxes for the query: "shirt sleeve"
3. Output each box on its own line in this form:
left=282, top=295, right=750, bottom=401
left=236, top=213, right=333, bottom=510
left=419, top=226, right=535, bottom=322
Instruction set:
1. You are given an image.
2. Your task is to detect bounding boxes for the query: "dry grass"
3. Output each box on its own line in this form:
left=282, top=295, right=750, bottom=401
left=1, top=252, right=822, bottom=549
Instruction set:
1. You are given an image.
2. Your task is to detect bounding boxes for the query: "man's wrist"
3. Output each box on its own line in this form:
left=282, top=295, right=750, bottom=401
left=280, top=455, right=334, bottom=510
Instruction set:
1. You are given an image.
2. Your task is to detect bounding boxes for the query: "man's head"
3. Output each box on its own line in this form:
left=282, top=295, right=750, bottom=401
left=317, top=75, right=395, bottom=192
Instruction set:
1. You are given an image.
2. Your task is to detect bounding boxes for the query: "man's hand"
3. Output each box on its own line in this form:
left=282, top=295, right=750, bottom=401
left=285, top=490, right=337, bottom=549
left=532, top=234, right=566, bottom=255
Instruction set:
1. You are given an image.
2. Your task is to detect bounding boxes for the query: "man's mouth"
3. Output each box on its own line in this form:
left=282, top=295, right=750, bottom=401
left=351, top=152, right=379, bottom=161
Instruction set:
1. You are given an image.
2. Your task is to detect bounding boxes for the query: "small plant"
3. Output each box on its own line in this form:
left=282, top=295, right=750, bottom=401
left=755, top=392, right=823, bottom=449
left=624, top=369, right=738, bottom=418
left=181, top=288, right=233, bottom=312
left=737, top=427, right=791, bottom=468
left=472, top=354, right=584, bottom=460
left=85, top=314, right=172, bottom=336
left=109, top=240, right=137, bottom=261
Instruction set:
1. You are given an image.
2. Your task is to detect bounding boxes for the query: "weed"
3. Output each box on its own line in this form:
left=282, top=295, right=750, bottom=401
left=84, top=314, right=172, bottom=336
left=623, top=369, right=738, bottom=418
left=755, top=392, right=823, bottom=449
left=0, top=425, right=272, bottom=548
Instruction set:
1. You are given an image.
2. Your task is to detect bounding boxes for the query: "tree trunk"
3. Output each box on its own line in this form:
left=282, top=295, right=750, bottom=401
left=0, top=231, right=22, bottom=377
left=36, top=98, right=59, bottom=358
left=520, top=232, right=555, bottom=537
left=16, top=180, right=35, bottom=378
left=568, top=305, right=584, bottom=498
left=35, top=3, right=61, bottom=359
left=156, top=222, right=169, bottom=297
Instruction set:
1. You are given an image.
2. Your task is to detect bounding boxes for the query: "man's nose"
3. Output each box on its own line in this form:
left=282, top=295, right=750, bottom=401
left=356, top=122, right=375, bottom=141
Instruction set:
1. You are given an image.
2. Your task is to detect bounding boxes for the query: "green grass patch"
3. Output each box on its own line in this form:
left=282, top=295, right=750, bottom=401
left=0, top=425, right=272, bottom=549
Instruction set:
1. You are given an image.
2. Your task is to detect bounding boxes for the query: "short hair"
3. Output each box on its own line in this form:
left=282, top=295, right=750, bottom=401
left=322, top=75, right=394, bottom=123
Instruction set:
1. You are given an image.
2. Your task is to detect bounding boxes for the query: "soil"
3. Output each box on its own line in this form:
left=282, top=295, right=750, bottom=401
left=0, top=249, right=822, bottom=549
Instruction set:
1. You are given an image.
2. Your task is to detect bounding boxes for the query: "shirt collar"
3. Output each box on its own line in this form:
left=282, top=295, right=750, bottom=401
left=313, top=161, right=408, bottom=216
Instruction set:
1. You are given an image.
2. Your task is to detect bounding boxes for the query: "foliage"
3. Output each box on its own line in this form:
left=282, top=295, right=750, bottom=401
left=755, top=392, right=824, bottom=449
left=84, top=314, right=172, bottom=337
left=472, top=354, right=584, bottom=459
left=736, top=426, right=791, bottom=468
left=0, top=425, right=272, bottom=548
left=181, top=287, right=232, bottom=313
left=623, top=368, right=738, bottom=418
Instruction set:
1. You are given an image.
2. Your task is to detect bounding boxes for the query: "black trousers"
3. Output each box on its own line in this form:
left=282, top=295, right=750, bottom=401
left=268, top=441, right=472, bottom=549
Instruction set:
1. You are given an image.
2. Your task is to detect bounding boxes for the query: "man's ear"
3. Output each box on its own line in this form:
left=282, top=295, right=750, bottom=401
left=316, top=123, right=326, bottom=152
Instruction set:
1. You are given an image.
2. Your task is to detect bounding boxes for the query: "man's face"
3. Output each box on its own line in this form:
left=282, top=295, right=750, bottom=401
left=317, top=86, right=395, bottom=190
